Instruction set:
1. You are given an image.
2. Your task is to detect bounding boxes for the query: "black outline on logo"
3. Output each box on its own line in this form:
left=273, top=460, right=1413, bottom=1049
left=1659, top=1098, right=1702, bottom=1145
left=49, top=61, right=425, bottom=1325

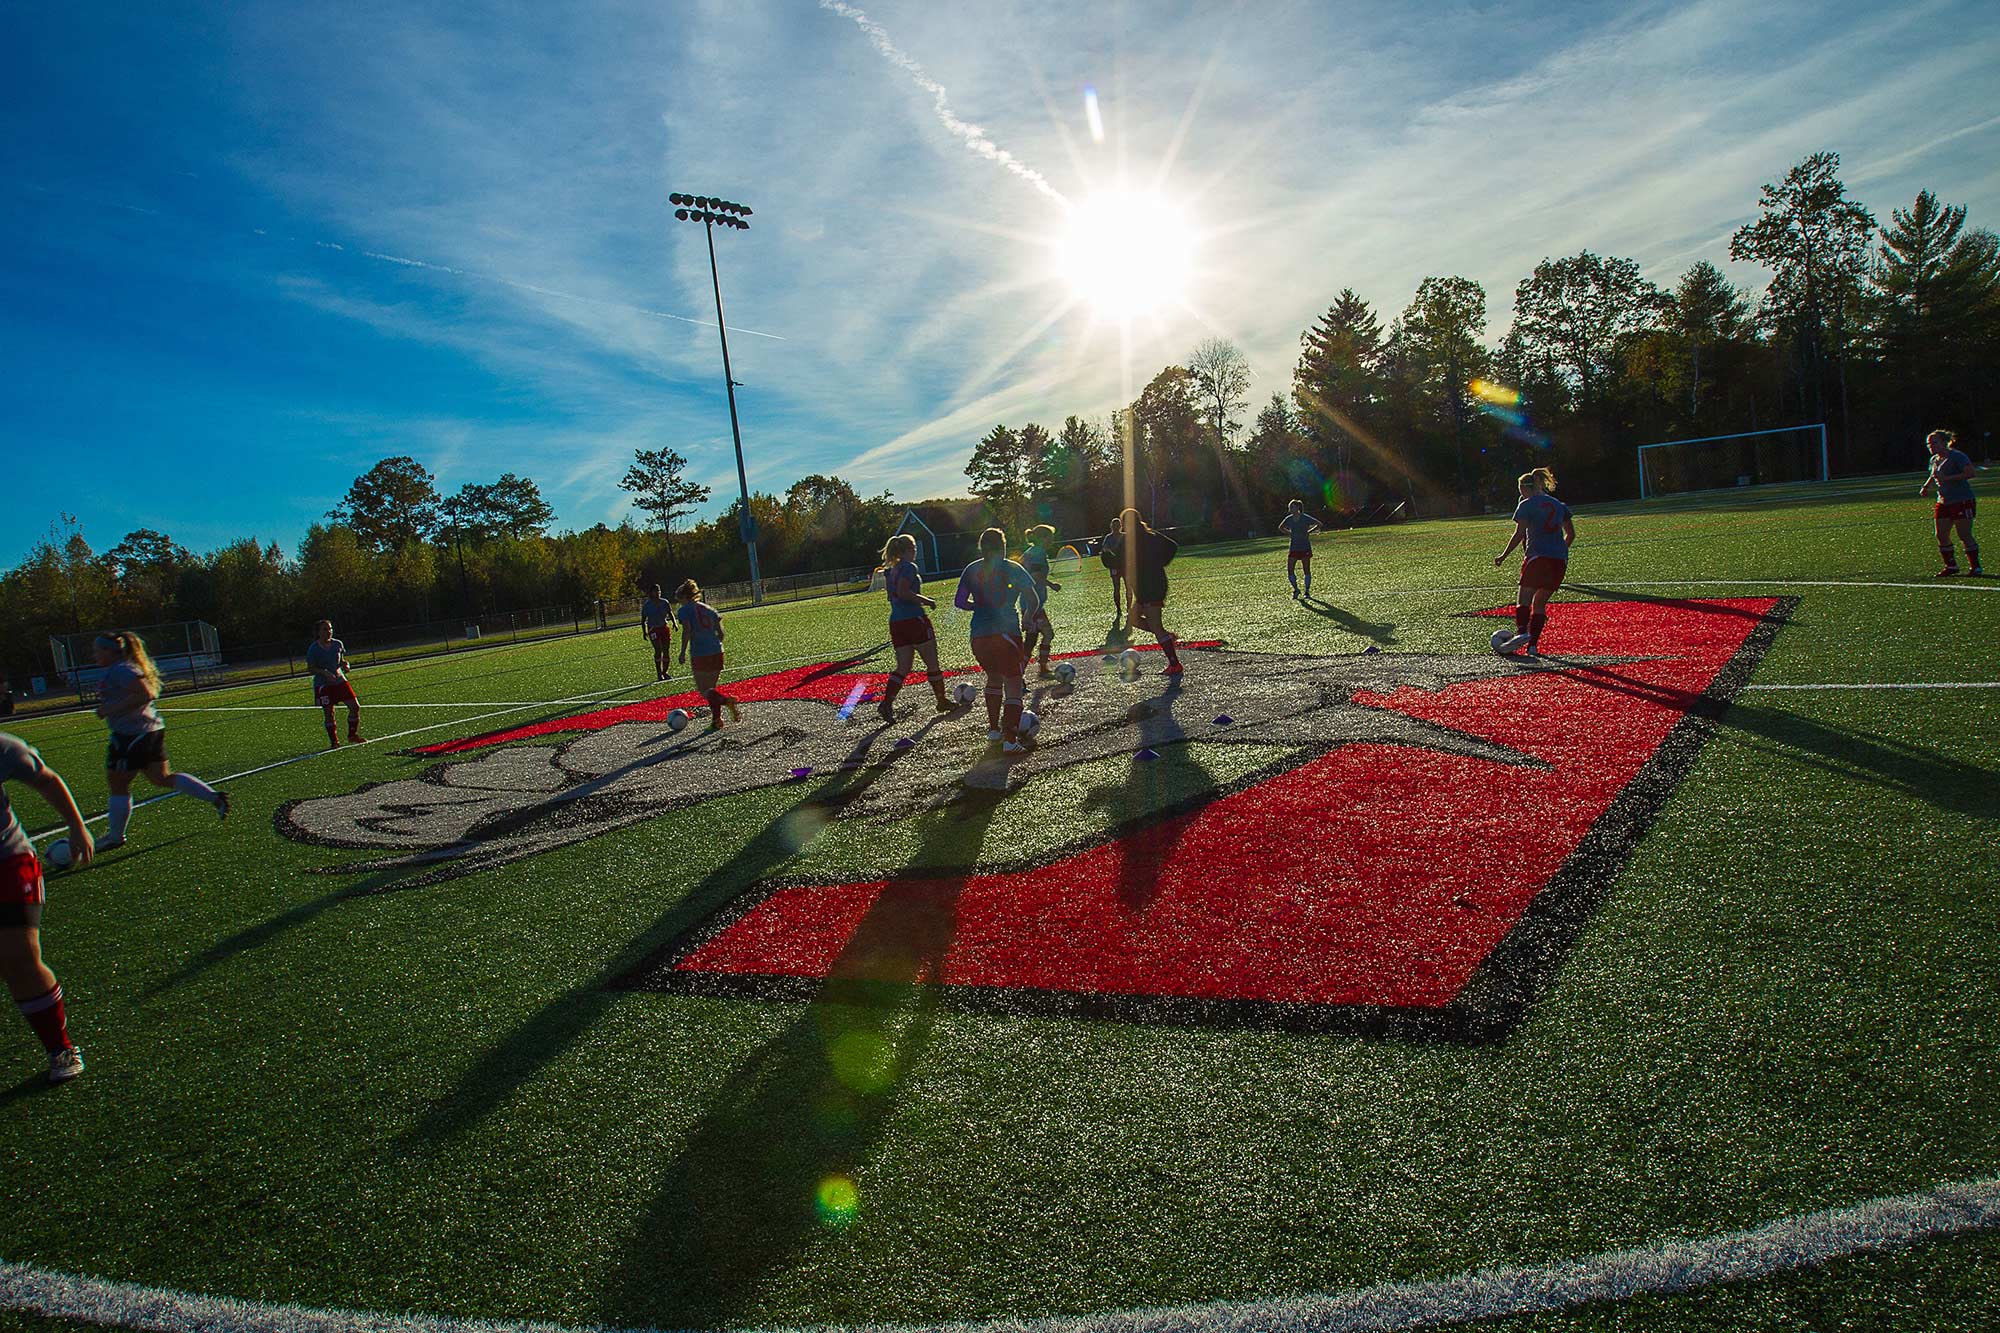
left=610, top=599, right=1797, bottom=1044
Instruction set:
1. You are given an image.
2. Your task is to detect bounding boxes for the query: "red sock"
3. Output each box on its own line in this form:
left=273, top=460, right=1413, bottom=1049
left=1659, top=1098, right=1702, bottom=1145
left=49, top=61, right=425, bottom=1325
left=882, top=674, right=904, bottom=704
left=325, top=724, right=339, bottom=744
left=18, top=983, right=71, bottom=1054
left=1002, top=701, right=1022, bottom=738
left=985, top=692, right=1001, bottom=729
left=1529, top=611, right=1548, bottom=644
left=705, top=689, right=725, bottom=721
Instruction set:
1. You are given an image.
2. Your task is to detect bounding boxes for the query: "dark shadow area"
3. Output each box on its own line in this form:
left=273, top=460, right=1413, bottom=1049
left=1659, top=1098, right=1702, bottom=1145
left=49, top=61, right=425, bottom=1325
left=1298, top=596, right=1400, bottom=644
left=1564, top=583, right=1779, bottom=622
left=600, top=788, right=1003, bottom=1326
left=0, top=1068, right=58, bottom=1109
left=76, top=830, right=199, bottom=871
left=1076, top=681, right=1220, bottom=912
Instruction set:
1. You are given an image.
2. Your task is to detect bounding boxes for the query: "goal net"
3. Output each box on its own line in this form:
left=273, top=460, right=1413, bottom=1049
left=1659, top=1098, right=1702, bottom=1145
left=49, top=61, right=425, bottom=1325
left=1636, top=423, right=1828, bottom=500
left=50, top=620, right=223, bottom=697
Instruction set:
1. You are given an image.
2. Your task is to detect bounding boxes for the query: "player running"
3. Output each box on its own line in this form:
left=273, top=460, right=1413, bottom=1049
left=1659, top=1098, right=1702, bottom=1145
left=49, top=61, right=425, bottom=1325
left=1279, top=500, right=1323, bottom=598
left=1493, top=467, right=1574, bottom=659
left=953, top=527, right=1042, bottom=754
left=875, top=533, right=953, bottom=721
left=1, top=732, right=93, bottom=1083
left=1021, top=525, right=1063, bottom=676
left=639, top=583, right=675, bottom=679
left=1919, top=429, right=1982, bottom=576
left=91, top=631, right=228, bottom=851
left=674, top=580, right=738, bottom=730
left=1121, top=508, right=1184, bottom=674
left=306, top=619, right=362, bottom=748
left=1097, top=516, right=1128, bottom=622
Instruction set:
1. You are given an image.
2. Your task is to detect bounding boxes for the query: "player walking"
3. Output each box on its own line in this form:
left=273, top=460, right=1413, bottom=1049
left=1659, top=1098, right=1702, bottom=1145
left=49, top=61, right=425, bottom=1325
left=1279, top=500, right=1322, bottom=598
left=1097, top=516, right=1128, bottom=622
left=1, top=732, right=93, bottom=1083
left=1121, top=508, right=1184, bottom=674
left=91, top=631, right=228, bottom=850
left=1919, top=429, right=1981, bottom=576
left=675, top=581, right=738, bottom=730
left=640, top=584, right=675, bottom=680
left=953, top=528, right=1042, bottom=753
left=306, top=619, right=362, bottom=748
left=1021, top=525, right=1063, bottom=676
left=1493, top=468, right=1574, bottom=659
left=875, top=534, right=953, bottom=721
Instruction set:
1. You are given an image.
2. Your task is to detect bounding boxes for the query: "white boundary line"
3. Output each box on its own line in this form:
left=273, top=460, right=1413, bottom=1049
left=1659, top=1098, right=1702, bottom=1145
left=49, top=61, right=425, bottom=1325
left=1744, top=682, right=2000, bottom=691
left=0, top=1176, right=1993, bottom=1333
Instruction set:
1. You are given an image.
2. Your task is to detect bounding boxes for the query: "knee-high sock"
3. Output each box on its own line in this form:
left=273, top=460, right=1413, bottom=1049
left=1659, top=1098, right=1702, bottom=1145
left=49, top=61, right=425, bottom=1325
left=1941, top=542, right=1959, bottom=567
left=882, top=672, right=905, bottom=704
left=172, top=773, right=220, bottom=805
left=345, top=705, right=361, bottom=738
left=17, top=983, right=71, bottom=1054
left=1515, top=603, right=1531, bottom=634
left=1002, top=701, right=1022, bottom=737
left=985, top=687, right=1002, bottom=730
left=107, top=795, right=132, bottom=841
left=1529, top=610, right=1548, bottom=644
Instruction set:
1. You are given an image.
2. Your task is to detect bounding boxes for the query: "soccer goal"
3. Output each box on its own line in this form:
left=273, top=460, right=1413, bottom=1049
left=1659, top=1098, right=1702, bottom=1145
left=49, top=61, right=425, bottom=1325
left=50, top=620, right=223, bottom=696
left=1635, top=423, right=1828, bottom=500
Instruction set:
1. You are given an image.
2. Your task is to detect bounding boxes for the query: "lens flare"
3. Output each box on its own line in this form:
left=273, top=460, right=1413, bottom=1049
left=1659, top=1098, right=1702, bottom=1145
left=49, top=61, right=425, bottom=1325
left=1083, top=86, right=1105, bottom=144
left=816, top=1174, right=860, bottom=1228
left=1469, top=378, right=1520, bottom=407
left=1057, top=189, right=1195, bottom=320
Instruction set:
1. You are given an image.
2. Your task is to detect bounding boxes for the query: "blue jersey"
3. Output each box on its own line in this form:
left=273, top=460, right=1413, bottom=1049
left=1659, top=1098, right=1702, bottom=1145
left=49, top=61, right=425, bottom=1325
left=1514, top=493, right=1572, bottom=560
left=640, top=597, right=673, bottom=631
left=884, top=559, right=927, bottom=623
left=1280, top=512, right=1318, bottom=551
left=675, top=601, right=724, bottom=656
left=1021, top=544, right=1052, bottom=594
left=1936, top=449, right=1976, bottom=504
left=955, top=558, right=1040, bottom=638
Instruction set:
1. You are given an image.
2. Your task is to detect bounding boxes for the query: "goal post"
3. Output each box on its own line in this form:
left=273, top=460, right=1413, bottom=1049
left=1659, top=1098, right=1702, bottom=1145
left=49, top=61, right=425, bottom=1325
left=50, top=620, right=223, bottom=697
left=1635, top=423, right=1828, bottom=500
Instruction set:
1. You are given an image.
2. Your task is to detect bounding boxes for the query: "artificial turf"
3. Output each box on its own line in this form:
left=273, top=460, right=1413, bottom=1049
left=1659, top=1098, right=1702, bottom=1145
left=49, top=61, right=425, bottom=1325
left=1, top=475, right=1994, bottom=1331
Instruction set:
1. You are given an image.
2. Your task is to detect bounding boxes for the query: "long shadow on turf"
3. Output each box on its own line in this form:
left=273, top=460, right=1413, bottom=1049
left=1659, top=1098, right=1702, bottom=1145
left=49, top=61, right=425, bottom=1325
left=1564, top=584, right=1779, bottom=622
left=600, top=787, right=1003, bottom=1325
left=398, top=714, right=956, bottom=1148
left=1298, top=595, right=1399, bottom=643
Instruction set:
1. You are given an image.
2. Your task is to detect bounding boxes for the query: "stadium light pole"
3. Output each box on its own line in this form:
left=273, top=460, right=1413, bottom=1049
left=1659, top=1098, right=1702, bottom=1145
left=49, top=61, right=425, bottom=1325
left=670, top=192, right=763, bottom=604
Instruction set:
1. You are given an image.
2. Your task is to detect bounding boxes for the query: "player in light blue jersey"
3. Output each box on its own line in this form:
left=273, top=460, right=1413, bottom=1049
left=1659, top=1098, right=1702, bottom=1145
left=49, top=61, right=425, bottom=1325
left=1492, top=467, right=1574, bottom=658
left=954, top=528, right=1042, bottom=753
left=674, top=581, right=737, bottom=730
left=1021, top=525, right=1063, bottom=676
left=875, top=533, right=952, bottom=721
left=1919, top=429, right=1981, bottom=576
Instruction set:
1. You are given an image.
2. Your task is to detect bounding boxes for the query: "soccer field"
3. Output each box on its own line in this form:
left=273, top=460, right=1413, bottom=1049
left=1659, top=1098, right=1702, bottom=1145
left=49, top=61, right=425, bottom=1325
left=3, top=478, right=1997, bottom=1332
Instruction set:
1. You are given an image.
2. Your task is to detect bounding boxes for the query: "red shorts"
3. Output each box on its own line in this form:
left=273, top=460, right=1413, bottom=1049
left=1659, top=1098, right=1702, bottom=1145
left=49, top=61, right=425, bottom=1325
left=314, top=677, right=358, bottom=708
left=970, top=632, right=1026, bottom=677
left=1936, top=500, right=1976, bottom=523
left=1, top=851, right=46, bottom=929
left=648, top=625, right=673, bottom=647
left=690, top=653, right=724, bottom=676
left=890, top=616, right=935, bottom=648
left=1288, top=549, right=1312, bottom=568
left=1520, top=555, right=1568, bottom=592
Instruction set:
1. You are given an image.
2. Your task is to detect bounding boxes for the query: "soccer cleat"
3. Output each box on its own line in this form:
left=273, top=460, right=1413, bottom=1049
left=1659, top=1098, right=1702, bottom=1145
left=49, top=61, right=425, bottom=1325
left=1521, top=643, right=1540, bottom=659
left=215, top=792, right=230, bottom=821
left=94, top=837, right=124, bottom=854
left=48, top=1045, right=84, bottom=1084
left=1002, top=740, right=1027, bottom=756
left=327, top=736, right=341, bottom=749
left=986, top=728, right=1003, bottom=743
left=1163, top=662, right=1185, bottom=675
left=1499, top=632, right=1531, bottom=654
left=876, top=700, right=896, bottom=723
left=1037, top=664, right=1054, bottom=678
left=933, top=697, right=954, bottom=714
left=1936, top=568, right=1960, bottom=577
left=726, top=700, right=742, bottom=722
left=706, top=718, right=725, bottom=731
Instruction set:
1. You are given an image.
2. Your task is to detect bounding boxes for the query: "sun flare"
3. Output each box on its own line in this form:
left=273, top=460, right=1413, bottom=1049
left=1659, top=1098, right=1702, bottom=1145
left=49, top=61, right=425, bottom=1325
left=1056, top=189, right=1196, bottom=321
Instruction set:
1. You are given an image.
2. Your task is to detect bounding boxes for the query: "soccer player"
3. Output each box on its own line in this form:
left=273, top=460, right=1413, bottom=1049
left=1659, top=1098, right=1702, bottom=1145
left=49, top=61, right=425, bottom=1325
left=953, top=527, right=1042, bottom=753
left=1021, top=525, right=1063, bottom=676
left=306, top=619, right=362, bottom=748
left=1493, top=467, right=1574, bottom=658
left=1919, top=429, right=1981, bottom=576
left=875, top=534, right=953, bottom=721
left=1097, top=516, right=1128, bottom=622
left=674, top=580, right=738, bottom=729
left=1121, top=508, right=1183, bottom=674
left=1279, top=499, right=1322, bottom=598
left=91, top=631, right=229, bottom=851
left=639, top=583, right=675, bottom=679
left=1, top=732, right=93, bottom=1083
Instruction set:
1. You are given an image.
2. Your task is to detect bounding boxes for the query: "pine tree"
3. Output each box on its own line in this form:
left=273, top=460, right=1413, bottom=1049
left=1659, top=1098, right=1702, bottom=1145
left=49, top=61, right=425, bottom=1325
left=965, top=424, right=1026, bottom=531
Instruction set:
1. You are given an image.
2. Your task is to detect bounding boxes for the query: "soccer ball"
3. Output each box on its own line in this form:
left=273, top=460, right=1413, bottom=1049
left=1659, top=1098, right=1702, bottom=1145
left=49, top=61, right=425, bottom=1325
left=1017, top=709, right=1040, bottom=738
left=952, top=680, right=980, bottom=705
left=1053, top=660, right=1077, bottom=685
left=46, top=838, right=72, bottom=870
left=666, top=708, right=691, bottom=732
left=1120, top=648, right=1141, bottom=675
left=1489, top=628, right=1519, bottom=655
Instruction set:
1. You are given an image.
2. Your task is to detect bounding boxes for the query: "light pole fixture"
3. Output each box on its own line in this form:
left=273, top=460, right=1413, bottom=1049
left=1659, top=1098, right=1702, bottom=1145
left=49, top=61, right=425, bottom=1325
left=669, top=192, right=762, bottom=603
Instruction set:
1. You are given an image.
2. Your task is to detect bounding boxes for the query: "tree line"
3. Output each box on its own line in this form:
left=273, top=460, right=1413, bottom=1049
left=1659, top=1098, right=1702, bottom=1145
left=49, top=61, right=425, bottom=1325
left=962, top=150, right=1998, bottom=535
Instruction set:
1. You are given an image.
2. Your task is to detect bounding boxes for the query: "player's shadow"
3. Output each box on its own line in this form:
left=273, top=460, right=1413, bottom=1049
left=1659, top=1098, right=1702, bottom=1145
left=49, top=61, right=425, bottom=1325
left=600, top=787, right=1002, bottom=1326
left=0, top=1068, right=59, bottom=1108
left=1298, top=596, right=1399, bottom=644
left=1564, top=584, right=1776, bottom=622
left=1077, top=680, right=1218, bottom=913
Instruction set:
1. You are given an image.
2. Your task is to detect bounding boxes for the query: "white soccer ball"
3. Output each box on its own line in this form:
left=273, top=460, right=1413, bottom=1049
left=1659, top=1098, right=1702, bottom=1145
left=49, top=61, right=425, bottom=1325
left=1017, top=710, right=1040, bottom=738
left=46, top=839, right=73, bottom=870
left=1490, top=628, right=1518, bottom=655
left=1053, top=660, right=1077, bottom=685
left=1120, top=648, right=1141, bottom=675
left=666, top=708, right=691, bottom=732
left=953, top=680, right=980, bottom=705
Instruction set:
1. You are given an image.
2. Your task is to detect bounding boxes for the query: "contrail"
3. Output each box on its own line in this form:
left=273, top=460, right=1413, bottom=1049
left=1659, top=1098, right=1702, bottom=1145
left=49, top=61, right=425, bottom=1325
left=818, top=0, right=1069, bottom=207
left=355, top=249, right=786, bottom=340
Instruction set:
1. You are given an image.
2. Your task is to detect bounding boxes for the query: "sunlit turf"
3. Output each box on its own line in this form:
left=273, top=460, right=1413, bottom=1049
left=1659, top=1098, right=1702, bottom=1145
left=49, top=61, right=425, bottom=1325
left=2, top=474, right=1995, bottom=1331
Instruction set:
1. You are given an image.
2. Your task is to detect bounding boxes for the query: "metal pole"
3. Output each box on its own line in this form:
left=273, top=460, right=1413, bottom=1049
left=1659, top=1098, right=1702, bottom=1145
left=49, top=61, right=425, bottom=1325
left=705, top=216, right=763, bottom=604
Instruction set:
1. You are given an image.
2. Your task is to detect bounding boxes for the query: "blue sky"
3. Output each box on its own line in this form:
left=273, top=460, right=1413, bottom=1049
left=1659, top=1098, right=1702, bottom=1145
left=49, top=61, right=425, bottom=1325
left=5, top=0, right=1997, bottom=567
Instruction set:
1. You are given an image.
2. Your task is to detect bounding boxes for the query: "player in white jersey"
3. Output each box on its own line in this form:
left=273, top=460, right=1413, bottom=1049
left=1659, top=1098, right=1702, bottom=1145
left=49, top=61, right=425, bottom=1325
left=90, top=630, right=229, bottom=851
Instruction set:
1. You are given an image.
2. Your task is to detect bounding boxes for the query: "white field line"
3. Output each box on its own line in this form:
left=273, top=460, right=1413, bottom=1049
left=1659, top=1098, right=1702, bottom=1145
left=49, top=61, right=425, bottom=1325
left=24, top=643, right=875, bottom=846
left=1, top=1176, right=1994, bottom=1333
left=1744, top=682, right=2000, bottom=691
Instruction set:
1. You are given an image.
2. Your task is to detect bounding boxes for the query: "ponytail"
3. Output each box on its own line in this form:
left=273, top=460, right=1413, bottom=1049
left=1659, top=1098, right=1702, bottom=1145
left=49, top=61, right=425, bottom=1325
left=1518, top=467, right=1557, bottom=494
left=1026, top=524, right=1056, bottom=547
left=675, top=578, right=702, bottom=602
left=877, top=532, right=915, bottom=573
left=100, top=630, right=160, bottom=694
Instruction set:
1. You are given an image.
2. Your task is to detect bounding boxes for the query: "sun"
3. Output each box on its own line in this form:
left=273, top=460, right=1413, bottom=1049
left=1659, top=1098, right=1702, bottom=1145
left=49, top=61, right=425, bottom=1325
left=1056, top=189, right=1196, bottom=321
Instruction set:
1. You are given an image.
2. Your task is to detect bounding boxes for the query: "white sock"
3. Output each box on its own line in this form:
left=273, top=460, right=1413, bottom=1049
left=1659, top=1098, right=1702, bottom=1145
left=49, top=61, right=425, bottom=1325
left=172, top=773, right=220, bottom=804
left=108, top=795, right=132, bottom=841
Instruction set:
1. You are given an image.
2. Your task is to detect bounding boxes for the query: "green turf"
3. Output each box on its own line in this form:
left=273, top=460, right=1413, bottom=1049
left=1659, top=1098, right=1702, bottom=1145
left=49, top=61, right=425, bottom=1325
left=2, top=475, right=1995, bottom=1331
